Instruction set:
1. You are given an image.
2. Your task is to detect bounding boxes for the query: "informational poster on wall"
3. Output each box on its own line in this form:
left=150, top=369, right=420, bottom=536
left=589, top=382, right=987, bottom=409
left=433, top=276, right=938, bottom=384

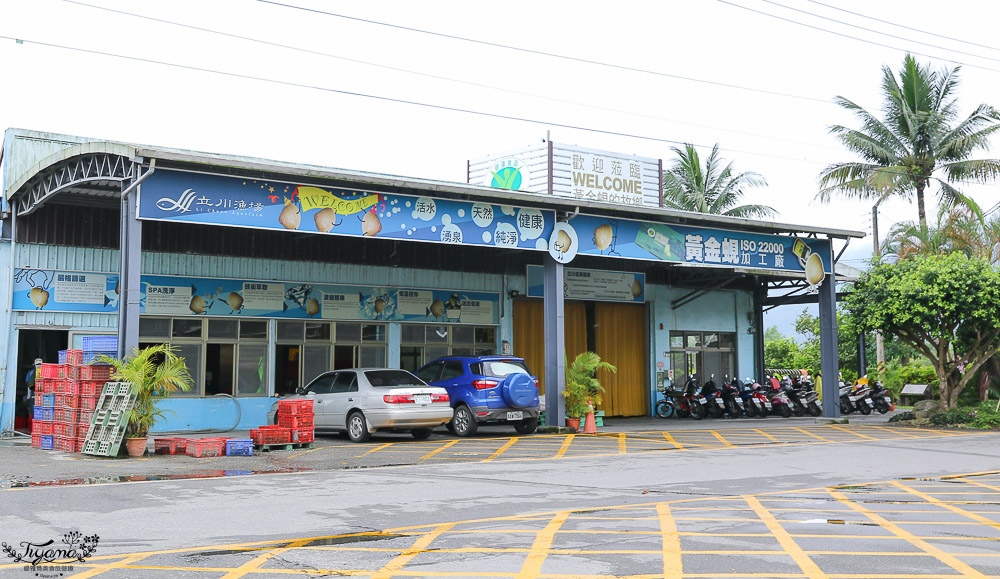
left=544, top=215, right=832, bottom=285
left=12, top=269, right=499, bottom=324
left=525, top=265, right=645, bottom=303
left=137, top=169, right=554, bottom=251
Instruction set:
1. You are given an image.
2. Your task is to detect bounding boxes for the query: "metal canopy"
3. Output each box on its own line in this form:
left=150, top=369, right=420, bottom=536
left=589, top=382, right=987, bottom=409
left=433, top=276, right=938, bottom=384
left=11, top=152, right=136, bottom=216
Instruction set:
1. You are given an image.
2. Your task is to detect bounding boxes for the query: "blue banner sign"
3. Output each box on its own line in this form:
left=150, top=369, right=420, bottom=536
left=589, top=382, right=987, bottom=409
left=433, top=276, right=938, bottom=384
left=526, top=265, right=644, bottom=303
left=138, top=169, right=554, bottom=251
left=557, top=215, right=831, bottom=281
left=13, top=269, right=499, bottom=324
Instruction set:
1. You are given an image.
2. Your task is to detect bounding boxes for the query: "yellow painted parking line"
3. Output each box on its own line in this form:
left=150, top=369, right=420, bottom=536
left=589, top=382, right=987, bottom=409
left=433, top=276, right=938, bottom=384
left=828, top=488, right=988, bottom=578
left=67, top=553, right=151, bottom=578
left=752, top=428, right=781, bottom=443
left=661, top=432, right=686, bottom=450
left=743, top=494, right=827, bottom=579
left=554, top=433, right=576, bottom=458
left=709, top=430, right=736, bottom=447
left=370, top=522, right=455, bottom=579
left=359, top=442, right=396, bottom=456
left=891, top=480, right=1000, bottom=529
left=219, top=537, right=313, bottom=579
left=827, top=424, right=879, bottom=440
left=618, top=432, right=627, bottom=454
left=518, top=511, right=569, bottom=578
left=791, top=427, right=833, bottom=443
left=417, top=439, right=459, bottom=461
left=656, top=503, right=684, bottom=577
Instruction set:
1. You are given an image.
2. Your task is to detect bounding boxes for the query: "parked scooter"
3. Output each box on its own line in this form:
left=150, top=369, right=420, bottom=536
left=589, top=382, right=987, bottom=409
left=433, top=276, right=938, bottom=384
left=793, top=373, right=823, bottom=417
left=721, top=376, right=745, bottom=418
left=655, top=380, right=681, bottom=418
left=701, top=374, right=725, bottom=418
left=841, top=377, right=873, bottom=415
left=869, top=378, right=893, bottom=414
left=678, top=373, right=707, bottom=420
left=779, top=374, right=807, bottom=417
left=766, top=375, right=793, bottom=418
left=743, top=378, right=772, bottom=418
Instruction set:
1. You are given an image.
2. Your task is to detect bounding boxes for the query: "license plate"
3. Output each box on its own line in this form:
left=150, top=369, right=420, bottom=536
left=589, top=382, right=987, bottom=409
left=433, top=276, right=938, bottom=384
left=764, top=402, right=772, bottom=408
left=884, top=396, right=892, bottom=402
left=506, top=411, right=523, bottom=420
left=699, top=397, right=707, bottom=404
left=414, top=394, right=431, bottom=404
left=866, top=398, right=874, bottom=406
left=715, top=398, right=725, bottom=406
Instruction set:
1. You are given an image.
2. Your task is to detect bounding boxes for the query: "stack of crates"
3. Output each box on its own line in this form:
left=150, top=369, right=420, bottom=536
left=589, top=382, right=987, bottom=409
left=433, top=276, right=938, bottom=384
left=250, top=424, right=291, bottom=445
left=277, top=399, right=315, bottom=443
left=31, top=349, right=115, bottom=453
left=81, top=335, right=118, bottom=365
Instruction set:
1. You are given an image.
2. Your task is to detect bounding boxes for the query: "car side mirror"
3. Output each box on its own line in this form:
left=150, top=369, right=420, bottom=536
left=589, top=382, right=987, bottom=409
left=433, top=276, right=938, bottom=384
left=295, top=386, right=306, bottom=395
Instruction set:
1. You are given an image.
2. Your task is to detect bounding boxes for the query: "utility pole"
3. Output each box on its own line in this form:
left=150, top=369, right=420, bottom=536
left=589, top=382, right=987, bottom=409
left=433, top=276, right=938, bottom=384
left=872, top=204, right=885, bottom=379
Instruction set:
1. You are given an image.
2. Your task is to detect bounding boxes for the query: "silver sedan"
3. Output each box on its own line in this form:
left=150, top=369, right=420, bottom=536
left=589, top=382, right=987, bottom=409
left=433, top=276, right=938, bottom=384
left=266, top=368, right=453, bottom=442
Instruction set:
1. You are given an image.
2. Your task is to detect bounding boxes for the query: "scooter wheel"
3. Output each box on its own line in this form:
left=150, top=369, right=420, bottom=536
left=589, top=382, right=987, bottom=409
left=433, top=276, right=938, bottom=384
left=809, top=402, right=822, bottom=417
left=781, top=405, right=791, bottom=418
left=858, top=401, right=872, bottom=415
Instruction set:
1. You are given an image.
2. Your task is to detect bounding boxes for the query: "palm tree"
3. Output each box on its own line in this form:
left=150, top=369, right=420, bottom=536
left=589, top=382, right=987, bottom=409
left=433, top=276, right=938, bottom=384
left=818, top=54, right=1000, bottom=229
left=884, top=206, right=1000, bottom=265
left=662, top=143, right=777, bottom=219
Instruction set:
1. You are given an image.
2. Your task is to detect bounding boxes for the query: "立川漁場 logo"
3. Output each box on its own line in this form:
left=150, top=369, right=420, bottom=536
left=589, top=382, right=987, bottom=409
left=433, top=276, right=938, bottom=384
left=155, top=188, right=198, bottom=213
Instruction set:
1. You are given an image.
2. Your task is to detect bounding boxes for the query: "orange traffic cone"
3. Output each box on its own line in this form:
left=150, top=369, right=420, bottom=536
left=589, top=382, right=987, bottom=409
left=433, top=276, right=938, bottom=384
left=583, top=404, right=598, bottom=434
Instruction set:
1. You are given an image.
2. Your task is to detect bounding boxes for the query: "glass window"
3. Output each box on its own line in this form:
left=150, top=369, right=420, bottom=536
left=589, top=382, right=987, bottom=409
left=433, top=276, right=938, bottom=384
left=237, top=344, right=267, bottom=396
left=172, top=319, right=203, bottom=339
left=704, top=333, right=719, bottom=348
left=337, top=323, right=361, bottom=342
left=359, top=346, right=385, bottom=368
left=719, top=334, right=735, bottom=349
left=415, top=363, right=442, bottom=383
left=424, top=346, right=449, bottom=363
left=208, top=319, right=238, bottom=340
left=302, top=345, right=331, bottom=386
left=425, top=325, right=449, bottom=343
left=685, top=333, right=702, bottom=348
left=331, top=372, right=357, bottom=393
left=475, top=327, right=496, bottom=345
left=364, top=370, right=423, bottom=387
left=441, top=361, right=465, bottom=381
left=452, top=326, right=474, bottom=344
left=277, top=321, right=304, bottom=342
left=402, top=325, right=424, bottom=343
left=669, top=334, right=684, bottom=349
left=239, top=320, right=267, bottom=339
left=475, top=360, right=532, bottom=378
left=453, top=347, right=475, bottom=357
left=305, top=322, right=331, bottom=341
left=139, top=317, right=170, bottom=339
left=400, top=346, right=422, bottom=373
left=172, top=343, right=203, bottom=395
left=362, top=324, right=385, bottom=342
left=305, top=373, right=336, bottom=394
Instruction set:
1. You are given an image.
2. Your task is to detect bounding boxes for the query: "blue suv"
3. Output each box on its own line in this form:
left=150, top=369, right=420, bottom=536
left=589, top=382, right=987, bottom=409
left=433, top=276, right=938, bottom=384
left=416, top=356, right=540, bottom=436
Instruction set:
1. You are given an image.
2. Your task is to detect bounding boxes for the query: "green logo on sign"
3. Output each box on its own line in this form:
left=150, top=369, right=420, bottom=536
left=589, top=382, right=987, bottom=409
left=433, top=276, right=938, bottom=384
left=490, top=166, right=524, bottom=190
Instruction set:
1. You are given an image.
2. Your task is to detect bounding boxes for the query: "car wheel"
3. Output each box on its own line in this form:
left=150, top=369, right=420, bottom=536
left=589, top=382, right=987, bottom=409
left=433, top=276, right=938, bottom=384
left=451, top=405, right=478, bottom=437
left=347, top=411, right=371, bottom=443
left=514, top=416, right=538, bottom=435
left=411, top=428, right=433, bottom=440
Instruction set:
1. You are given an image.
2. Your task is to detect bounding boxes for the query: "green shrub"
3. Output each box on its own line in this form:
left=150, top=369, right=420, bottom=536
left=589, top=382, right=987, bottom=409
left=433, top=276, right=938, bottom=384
left=888, top=411, right=915, bottom=422
left=969, top=401, right=1000, bottom=430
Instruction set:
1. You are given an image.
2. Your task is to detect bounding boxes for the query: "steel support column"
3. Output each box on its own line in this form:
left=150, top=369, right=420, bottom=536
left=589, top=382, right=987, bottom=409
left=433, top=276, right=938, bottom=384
left=858, top=332, right=867, bottom=378
left=818, top=245, right=840, bottom=418
left=543, top=256, right=565, bottom=428
left=117, top=176, right=142, bottom=358
left=753, top=276, right=766, bottom=380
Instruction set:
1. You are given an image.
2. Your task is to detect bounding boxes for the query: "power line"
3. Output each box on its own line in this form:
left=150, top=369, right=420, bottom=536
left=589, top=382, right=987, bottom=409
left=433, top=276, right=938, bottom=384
left=716, top=0, right=1000, bottom=75
left=249, top=0, right=836, bottom=104
left=56, top=0, right=848, bottom=154
left=0, top=34, right=833, bottom=166
left=801, top=0, right=1000, bottom=54
left=757, top=0, right=1000, bottom=64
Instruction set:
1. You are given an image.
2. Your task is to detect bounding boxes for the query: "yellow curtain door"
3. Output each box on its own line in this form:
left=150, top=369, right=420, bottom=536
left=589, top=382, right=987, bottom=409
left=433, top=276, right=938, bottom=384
left=512, top=300, right=586, bottom=395
left=594, top=303, right=648, bottom=417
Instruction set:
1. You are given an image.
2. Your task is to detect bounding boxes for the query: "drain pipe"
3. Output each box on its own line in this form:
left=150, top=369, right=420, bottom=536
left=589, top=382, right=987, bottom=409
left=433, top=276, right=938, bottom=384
left=122, top=158, right=156, bottom=198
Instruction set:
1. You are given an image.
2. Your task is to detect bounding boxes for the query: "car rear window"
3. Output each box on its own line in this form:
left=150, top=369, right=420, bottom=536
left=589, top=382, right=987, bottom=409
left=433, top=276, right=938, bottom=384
left=473, top=360, right=532, bottom=378
left=365, top=370, right=426, bottom=387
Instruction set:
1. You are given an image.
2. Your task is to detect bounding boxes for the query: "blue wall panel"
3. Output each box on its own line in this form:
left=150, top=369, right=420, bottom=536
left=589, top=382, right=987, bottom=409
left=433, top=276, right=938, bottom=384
left=154, top=397, right=276, bottom=433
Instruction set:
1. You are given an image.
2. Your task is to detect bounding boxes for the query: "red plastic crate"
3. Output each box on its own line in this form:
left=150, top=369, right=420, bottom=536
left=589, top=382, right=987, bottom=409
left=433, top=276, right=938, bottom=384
left=32, top=419, right=53, bottom=435
left=79, top=396, right=98, bottom=411
left=64, top=379, right=81, bottom=395
left=58, top=436, right=80, bottom=453
left=35, top=378, right=53, bottom=394
left=185, top=438, right=227, bottom=458
left=250, top=426, right=290, bottom=445
left=290, top=428, right=314, bottom=443
left=65, top=366, right=80, bottom=380
left=66, top=349, right=83, bottom=365
left=79, top=366, right=113, bottom=380
left=80, top=380, right=102, bottom=397
left=277, top=399, right=313, bottom=416
left=64, top=394, right=80, bottom=409
left=39, top=363, right=64, bottom=379
left=154, top=437, right=186, bottom=455
left=278, top=414, right=314, bottom=429
left=78, top=410, right=94, bottom=425
left=53, top=393, right=65, bottom=408
left=55, top=408, right=80, bottom=423
left=31, top=432, right=41, bottom=448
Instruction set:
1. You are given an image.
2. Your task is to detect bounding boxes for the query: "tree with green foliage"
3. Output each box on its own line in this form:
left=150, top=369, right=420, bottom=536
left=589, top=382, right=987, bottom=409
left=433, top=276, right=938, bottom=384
left=662, top=143, right=777, bottom=219
left=845, top=253, right=1000, bottom=409
left=818, top=54, right=1000, bottom=230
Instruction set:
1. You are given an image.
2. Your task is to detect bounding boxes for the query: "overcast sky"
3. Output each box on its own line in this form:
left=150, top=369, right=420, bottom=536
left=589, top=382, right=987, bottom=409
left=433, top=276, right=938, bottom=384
left=3, top=0, right=999, bottom=335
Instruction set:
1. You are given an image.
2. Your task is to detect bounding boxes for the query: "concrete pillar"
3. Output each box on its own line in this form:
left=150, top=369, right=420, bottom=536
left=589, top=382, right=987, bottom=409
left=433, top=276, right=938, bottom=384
left=117, top=175, right=142, bottom=359
left=543, top=257, right=565, bottom=427
left=819, top=245, right=840, bottom=418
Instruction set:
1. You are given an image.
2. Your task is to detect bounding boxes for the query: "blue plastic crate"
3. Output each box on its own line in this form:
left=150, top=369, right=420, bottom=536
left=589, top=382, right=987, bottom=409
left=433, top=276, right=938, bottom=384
left=225, top=439, right=253, bottom=456
left=82, top=336, right=118, bottom=351
left=34, top=406, right=55, bottom=421
left=40, top=434, right=54, bottom=450
left=82, top=350, right=116, bottom=365
left=40, top=393, right=55, bottom=407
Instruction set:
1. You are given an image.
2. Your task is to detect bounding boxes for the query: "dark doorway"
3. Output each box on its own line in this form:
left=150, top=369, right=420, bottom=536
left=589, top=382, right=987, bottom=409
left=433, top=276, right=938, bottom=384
left=16, top=329, right=68, bottom=430
left=275, top=345, right=300, bottom=395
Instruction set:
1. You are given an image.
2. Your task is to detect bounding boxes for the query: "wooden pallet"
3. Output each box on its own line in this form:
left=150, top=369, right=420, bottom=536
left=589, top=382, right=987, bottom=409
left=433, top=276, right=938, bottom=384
left=253, top=441, right=314, bottom=452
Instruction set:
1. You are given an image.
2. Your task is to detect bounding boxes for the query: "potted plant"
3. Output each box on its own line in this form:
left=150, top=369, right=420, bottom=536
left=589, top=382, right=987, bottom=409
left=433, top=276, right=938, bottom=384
left=97, top=344, right=193, bottom=457
left=562, top=352, right=616, bottom=431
